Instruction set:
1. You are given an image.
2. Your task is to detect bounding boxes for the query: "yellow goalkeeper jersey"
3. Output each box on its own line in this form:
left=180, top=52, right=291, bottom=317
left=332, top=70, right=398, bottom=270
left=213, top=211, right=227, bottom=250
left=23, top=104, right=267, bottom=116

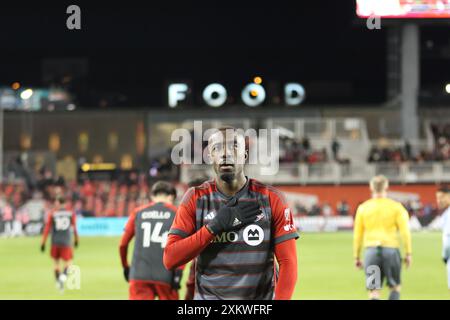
left=353, top=197, right=412, bottom=259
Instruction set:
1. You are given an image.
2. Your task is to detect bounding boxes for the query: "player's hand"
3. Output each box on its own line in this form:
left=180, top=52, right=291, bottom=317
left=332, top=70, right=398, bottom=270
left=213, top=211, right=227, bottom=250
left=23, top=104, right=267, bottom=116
left=355, top=258, right=363, bottom=269
left=40, top=244, right=45, bottom=253
left=207, top=198, right=261, bottom=235
left=123, top=267, right=130, bottom=282
left=74, top=239, right=79, bottom=249
left=404, top=254, right=412, bottom=269
left=171, top=269, right=183, bottom=290
left=443, top=257, right=448, bottom=265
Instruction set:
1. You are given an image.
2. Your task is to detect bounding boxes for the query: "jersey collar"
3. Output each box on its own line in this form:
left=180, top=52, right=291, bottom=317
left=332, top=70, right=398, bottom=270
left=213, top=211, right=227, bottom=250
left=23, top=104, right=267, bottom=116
left=214, top=176, right=250, bottom=201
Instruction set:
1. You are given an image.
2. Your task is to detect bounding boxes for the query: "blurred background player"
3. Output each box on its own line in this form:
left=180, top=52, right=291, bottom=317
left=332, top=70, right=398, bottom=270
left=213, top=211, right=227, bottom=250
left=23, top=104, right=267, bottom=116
left=40, top=195, right=79, bottom=292
left=436, top=185, right=450, bottom=291
left=163, top=127, right=299, bottom=300
left=119, top=181, right=182, bottom=300
left=353, top=175, right=412, bottom=300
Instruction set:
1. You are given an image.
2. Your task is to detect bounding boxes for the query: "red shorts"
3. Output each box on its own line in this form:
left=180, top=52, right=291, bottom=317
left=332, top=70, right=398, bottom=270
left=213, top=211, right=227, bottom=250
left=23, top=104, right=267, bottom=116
left=129, top=281, right=178, bottom=300
left=50, top=245, right=73, bottom=261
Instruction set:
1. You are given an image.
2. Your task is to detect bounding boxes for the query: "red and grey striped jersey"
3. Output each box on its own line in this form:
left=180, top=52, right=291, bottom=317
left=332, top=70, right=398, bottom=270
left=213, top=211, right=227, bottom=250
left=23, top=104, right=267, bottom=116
left=169, top=178, right=299, bottom=300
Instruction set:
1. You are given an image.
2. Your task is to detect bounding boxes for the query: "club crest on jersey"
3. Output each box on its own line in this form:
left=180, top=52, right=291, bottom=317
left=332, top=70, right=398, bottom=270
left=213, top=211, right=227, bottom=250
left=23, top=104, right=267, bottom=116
left=255, top=212, right=265, bottom=222
left=243, top=224, right=264, bottom=246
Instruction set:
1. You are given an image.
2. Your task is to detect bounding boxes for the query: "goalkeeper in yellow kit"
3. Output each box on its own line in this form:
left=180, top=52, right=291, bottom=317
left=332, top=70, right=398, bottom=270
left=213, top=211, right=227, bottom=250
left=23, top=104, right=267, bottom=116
left=353, top=175, right=412, bottom=300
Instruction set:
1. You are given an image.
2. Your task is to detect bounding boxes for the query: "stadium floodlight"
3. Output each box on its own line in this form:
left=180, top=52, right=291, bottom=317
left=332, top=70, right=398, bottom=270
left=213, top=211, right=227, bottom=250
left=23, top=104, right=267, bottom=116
left=20, top=89, right=33, bottom=100
left=445, top=84, right=450, bottom=94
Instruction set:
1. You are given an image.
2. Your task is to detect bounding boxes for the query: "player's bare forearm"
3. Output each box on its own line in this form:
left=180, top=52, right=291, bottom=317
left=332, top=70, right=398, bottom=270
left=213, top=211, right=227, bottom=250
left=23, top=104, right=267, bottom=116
left=274, top=239, right=298, bottom=300
left=163, top=226, right=214, bottom=270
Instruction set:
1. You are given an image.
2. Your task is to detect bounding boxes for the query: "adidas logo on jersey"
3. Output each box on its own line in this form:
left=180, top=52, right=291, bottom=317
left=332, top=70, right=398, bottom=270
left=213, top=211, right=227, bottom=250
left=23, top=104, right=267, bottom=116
left=232, top=217, right=242, bottom=226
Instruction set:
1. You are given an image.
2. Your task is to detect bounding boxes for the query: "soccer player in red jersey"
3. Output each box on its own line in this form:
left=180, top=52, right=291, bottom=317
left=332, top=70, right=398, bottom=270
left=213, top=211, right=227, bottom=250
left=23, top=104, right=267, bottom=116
left=164, top=127, right=299, bottom=300
left=119, top=181, right=183, bottom=300
left=40, top=196, right=79, bottom=292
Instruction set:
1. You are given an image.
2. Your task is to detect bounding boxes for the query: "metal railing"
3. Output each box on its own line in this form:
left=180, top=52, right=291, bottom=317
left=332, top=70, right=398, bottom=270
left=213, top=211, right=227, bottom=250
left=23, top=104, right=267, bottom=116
left=180, top=162, right=450, bottom=185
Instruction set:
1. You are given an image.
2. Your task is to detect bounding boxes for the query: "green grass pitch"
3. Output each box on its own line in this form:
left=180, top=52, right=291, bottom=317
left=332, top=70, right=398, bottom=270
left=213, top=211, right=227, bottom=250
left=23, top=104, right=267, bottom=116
left=0, top=232, right=448, bottom=299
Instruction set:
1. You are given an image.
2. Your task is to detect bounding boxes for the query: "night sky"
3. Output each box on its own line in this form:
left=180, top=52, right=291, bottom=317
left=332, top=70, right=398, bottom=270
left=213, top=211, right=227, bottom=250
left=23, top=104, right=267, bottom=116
left=0, top=1, right=448, bottom=107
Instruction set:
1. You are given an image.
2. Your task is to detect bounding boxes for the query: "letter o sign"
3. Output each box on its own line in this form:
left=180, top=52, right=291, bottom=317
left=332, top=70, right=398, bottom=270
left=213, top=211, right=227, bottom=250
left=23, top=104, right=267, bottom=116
left=203, top=83, right=227, bottom=108
left=241, top=83, right=266, bottom=107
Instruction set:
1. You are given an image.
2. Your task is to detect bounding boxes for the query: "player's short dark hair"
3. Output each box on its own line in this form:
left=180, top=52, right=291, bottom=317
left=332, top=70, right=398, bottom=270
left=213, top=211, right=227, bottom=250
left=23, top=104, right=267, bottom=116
left=437, top=185, right=450, bottom=194
left=217, top=125, right=237, bottom=132
left=215, top=126, right=245, bottom=138
left=151, top=181, right=177, bottom=198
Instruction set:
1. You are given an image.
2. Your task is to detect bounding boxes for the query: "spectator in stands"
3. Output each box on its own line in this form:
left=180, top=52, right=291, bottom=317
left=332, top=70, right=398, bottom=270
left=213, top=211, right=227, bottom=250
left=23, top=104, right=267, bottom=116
left=337, top=200, right=350, bottom=216
left=309, top=204, right=321, bottom=216
left=302, top=136, right=311, bottom=152
left=0, top=195, right=13, bottom=237
left=322, top=203, right=333, bottom=217
left=404, top=140, right=412, bottom=161
left=332, top=139, right=341, bottom=161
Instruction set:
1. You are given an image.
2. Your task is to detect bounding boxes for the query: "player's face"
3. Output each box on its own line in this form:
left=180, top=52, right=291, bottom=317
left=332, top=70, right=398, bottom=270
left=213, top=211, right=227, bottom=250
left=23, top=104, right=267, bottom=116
left=436, top=191, right=450, bottom=209
left=208, top=130, right=246, bottom=183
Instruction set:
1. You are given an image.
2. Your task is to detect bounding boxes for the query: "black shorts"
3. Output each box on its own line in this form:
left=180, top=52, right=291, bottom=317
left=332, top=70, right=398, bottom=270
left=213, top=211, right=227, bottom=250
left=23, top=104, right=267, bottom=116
left=364, top=246, right=402, bottom=289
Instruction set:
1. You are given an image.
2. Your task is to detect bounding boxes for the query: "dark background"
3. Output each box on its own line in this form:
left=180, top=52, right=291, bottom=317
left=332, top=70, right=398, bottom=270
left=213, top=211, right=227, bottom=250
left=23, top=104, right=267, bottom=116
left=0, top=1, right=448, bottom=107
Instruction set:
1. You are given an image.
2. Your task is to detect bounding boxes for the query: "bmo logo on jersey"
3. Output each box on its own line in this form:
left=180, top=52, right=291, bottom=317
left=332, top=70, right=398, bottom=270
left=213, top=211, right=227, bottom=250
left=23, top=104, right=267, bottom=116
left=214, top=231, right=239, bottom=243
left=243, top=225, right=264, bottom=246
left=213, top=224, right=265, bottom=245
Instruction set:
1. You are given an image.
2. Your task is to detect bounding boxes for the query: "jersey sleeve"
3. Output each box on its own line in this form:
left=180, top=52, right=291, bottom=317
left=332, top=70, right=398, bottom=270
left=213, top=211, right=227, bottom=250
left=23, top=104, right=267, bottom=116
left=120, top=211, right=136, bottom=247
left=168, top=187, right=197, bottom=238
left=274, top=238, right=298, bottom=300
left=269, top=189, right=299, bottom=245
left=119, top=211, right=136, bottom=269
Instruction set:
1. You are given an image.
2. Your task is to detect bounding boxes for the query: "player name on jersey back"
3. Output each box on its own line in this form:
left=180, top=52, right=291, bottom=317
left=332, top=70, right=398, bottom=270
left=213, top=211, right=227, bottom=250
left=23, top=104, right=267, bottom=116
left=140, top=210, right=172, bottom=220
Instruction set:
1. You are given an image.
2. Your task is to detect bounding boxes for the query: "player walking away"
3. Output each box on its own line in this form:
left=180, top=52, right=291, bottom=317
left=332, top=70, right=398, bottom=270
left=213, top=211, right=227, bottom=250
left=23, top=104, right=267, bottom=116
left=353, top=175, right=412, bottom=300
left=163, top=127, right=299, bottom=300
left=119, top=181, right=183, bottom=300
left=436, top=185, right=450, bottom=291
left=40, top=196, right=79, bottom=292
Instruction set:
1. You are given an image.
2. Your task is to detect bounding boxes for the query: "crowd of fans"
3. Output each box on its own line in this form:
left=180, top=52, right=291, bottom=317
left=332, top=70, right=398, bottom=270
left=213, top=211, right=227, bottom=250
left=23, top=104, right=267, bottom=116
left=279, top=136, right=328, bottom=164
left=369, top=123, right=450, bottom=163
left=430, top=123, right=450, bottom=161
left=0, top=174, right=443, bottom=237
left=291, top=198, right=439, bottom=226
